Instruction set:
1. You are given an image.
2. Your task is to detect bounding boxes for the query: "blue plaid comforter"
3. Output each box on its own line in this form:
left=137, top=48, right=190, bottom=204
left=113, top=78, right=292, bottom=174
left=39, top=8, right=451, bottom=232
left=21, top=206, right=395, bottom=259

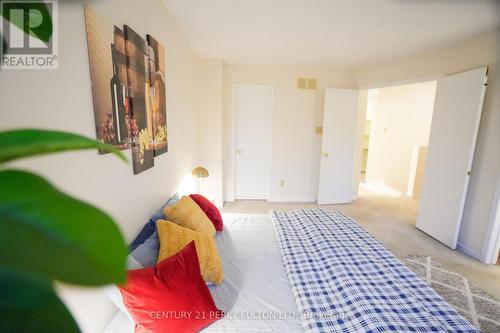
left=271, top=209, right=479, bottom=333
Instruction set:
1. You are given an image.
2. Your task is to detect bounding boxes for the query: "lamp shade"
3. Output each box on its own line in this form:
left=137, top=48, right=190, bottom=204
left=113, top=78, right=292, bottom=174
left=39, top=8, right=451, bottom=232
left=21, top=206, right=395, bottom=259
left=192, top=166, right=209, bottom=178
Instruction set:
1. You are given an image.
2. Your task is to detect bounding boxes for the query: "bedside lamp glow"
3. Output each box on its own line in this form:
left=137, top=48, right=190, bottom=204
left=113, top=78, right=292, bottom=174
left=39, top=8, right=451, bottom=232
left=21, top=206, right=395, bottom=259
left=192, top=166, right=209, bottom=194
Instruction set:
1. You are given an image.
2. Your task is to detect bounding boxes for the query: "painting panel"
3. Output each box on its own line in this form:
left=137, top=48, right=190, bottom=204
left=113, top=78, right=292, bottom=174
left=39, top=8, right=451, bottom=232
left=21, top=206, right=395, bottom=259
left=146, top=34, right=168, bottom=156
left=124, top=25, right=154, bottom=174
left=83, top=6, right=129, bottom=152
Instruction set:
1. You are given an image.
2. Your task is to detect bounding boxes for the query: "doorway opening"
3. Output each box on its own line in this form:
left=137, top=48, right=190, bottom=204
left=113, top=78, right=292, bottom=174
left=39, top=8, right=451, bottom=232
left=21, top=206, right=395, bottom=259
left=352, top=68, right=488, bottom=251
left=360, top=80, right=437, bottom=201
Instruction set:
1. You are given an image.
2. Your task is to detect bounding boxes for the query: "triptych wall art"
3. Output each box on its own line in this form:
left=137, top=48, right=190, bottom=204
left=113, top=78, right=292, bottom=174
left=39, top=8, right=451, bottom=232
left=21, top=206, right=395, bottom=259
left=84, top=6, right=167, bottom=174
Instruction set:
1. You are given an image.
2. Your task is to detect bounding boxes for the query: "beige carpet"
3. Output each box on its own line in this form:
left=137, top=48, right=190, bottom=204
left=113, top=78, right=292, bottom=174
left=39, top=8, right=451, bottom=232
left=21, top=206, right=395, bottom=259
left=402, top=255, right=500, bottom=333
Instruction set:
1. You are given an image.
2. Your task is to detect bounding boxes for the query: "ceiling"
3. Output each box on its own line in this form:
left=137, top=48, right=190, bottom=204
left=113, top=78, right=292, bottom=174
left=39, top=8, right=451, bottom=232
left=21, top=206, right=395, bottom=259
left=162, top=0, right=500, bottom=68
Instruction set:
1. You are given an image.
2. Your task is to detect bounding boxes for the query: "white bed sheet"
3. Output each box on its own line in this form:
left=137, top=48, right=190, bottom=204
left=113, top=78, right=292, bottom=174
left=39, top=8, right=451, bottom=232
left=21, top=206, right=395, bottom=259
left=103, top=213, right=302, bottom=333
left=204, top=213, right=302, bottom=332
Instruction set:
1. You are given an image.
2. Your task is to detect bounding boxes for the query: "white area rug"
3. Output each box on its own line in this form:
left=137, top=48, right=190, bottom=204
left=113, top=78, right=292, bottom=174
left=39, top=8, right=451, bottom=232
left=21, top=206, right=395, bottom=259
left=402, top=255, right=500, bottom=333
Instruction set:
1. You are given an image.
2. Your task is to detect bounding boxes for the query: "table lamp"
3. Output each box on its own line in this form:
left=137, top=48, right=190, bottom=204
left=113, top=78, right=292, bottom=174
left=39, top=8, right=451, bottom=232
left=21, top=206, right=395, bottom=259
left=192, top=166, right=209, bottom=193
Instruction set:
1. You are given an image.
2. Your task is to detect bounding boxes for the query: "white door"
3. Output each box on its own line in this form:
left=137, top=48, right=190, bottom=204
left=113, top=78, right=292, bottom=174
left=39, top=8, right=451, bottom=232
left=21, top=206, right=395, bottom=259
left=318, top=88, right=360, bottom=204
left=416, top=67, right=488, bottom=249
left=234, top=85, right=273, bottom=200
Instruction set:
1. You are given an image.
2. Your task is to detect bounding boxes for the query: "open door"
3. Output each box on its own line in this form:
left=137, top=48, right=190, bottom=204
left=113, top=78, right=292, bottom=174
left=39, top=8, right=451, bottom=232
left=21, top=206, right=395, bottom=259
left=416, top=67, right=488, bottom=249
left=317, top=88, right=359, bottom=204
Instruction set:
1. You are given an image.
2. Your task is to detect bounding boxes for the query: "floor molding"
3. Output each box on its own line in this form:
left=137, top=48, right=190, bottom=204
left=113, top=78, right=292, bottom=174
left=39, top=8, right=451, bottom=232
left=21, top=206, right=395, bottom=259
left=457, top=242, right=482, bottom=261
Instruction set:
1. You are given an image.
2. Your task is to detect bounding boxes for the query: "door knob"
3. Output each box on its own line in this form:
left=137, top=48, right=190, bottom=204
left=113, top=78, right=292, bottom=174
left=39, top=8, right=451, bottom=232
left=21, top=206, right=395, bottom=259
left=236, top=149, right=242, bottom=154
left=322, top=152, right=329, bottom=157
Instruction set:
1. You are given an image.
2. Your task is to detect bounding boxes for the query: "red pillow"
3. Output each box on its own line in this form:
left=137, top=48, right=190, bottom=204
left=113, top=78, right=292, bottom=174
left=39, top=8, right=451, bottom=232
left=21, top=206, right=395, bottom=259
left=119, top=241, right=223, bottom=332
left=189, top=194, right=223, bottom=231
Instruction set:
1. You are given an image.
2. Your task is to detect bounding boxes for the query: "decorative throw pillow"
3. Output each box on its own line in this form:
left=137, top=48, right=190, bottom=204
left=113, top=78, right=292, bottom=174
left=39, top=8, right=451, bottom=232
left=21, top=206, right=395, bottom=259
left=118, top=242, right=223, bottom=333
left=129, top=220, right=155, bottom=252
left=129, top=194, right=180, bottom=251
left=189, top=194, right=224, bottom=231
left=156, top=220, right=223, bottom=284
left=129, top=230, right=159, bottom=267
left=163, top=196, right=216, bottom=237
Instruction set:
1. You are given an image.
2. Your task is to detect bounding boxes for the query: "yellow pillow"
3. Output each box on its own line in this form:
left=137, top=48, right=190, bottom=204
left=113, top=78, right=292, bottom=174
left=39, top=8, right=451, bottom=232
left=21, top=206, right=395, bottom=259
left=163, top=195, right=216, bottom=237
left=156, top=220, right=223, bottom=284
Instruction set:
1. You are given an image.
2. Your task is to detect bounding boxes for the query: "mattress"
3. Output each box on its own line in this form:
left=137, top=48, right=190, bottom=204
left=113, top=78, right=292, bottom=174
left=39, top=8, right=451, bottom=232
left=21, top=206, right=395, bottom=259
left=103, top=213, right=303, bottom=333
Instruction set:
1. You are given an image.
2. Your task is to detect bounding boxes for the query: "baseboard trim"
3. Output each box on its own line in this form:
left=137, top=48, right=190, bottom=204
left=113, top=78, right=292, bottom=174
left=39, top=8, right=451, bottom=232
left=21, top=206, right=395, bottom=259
left=269, top=198, right=316, bottom=203
left=456, top=242, right=482, bottom=261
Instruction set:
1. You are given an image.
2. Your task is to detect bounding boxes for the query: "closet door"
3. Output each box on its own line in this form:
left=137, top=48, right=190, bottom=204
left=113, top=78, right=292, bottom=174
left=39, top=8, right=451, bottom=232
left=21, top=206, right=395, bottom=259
left=416, top=67, right=488, bottom=249
left=234, top=84, right=274, bottom=200
left=318, top=88, right=359, bottom=204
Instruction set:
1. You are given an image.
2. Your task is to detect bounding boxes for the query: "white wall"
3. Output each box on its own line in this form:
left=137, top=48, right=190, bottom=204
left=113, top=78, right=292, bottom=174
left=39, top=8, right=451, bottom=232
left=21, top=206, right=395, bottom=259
left=0, top=0, right=200, bottom=332
left=197, top=59, right=224, bottom=206
left=365, top=81, right=436, bottom=194
left=407, top=146, right=428, bottom=197
left=356, top=28, right=500, bottom=260
left=223, top=64, right=356, bottom=202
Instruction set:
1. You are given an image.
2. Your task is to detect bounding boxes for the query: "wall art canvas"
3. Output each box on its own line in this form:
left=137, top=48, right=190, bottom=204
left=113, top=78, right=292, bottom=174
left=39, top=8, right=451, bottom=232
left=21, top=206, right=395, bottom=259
left=146, top=34, right=168, bottom=156
left=124, top=25, right=155, bottom=174
left=83, top=6, right=130, bottom=152
left=84, top=6, right=168, bottom=175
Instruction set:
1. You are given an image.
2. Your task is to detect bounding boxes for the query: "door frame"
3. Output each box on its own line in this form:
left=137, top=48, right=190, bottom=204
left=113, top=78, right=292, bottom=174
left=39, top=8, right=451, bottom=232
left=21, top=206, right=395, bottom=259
left=232, top=84, right=274, bottom=201
left=356, top=75, right=443, bottom=193
left=358, top=74, right=444, bottom=90
left=481, top=175, right=500, bottom=264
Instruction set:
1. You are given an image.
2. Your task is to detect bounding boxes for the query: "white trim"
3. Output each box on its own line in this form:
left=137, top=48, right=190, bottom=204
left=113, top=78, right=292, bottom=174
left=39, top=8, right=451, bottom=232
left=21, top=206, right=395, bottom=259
left=357, top=74, right=443, bottom=90
left=232, top=84, right=274, bottom=201
left=269, top=197, right=316, bottom=203
left=480, top=173, right=500, bottom=264
left=352, top=90, right=367, bottom=200
left=229, top=86, right=237, bottom=203
left=457, top=242, right=482, bottom=260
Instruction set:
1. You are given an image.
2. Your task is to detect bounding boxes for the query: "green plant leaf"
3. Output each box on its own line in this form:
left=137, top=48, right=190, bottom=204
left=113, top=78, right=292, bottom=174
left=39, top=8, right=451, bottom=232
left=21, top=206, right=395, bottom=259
left=0, top=170, right=127, bottom=285
left=1, top=1, right=52, bottom=44
left=1, top=32, right=7, bottom=55
left=0, top=269, right=80, bottom=333
left=0, top=129, right=127, bottom=163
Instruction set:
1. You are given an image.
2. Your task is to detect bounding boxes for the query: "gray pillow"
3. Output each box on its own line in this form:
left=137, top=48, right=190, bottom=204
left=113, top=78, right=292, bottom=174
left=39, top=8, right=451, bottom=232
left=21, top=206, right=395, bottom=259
left=150, top=193, right=180, bottom=222
left=129, top=193, right=180, bottom=251
left=129, top=230, right=159, bottom=267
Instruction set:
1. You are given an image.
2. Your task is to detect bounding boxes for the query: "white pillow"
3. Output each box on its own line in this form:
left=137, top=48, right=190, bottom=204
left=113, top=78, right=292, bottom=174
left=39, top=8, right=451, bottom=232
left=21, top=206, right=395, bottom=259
left=102, top=255, right=142, bottom=320
left=102, top=310, right=134, bottom=333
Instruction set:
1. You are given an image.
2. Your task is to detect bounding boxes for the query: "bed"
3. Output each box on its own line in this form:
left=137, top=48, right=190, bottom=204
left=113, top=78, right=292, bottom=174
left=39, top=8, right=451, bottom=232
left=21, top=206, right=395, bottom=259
left=104, top=209, right=478, bottom=333
left=104, top=213, right=303, bottom=332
